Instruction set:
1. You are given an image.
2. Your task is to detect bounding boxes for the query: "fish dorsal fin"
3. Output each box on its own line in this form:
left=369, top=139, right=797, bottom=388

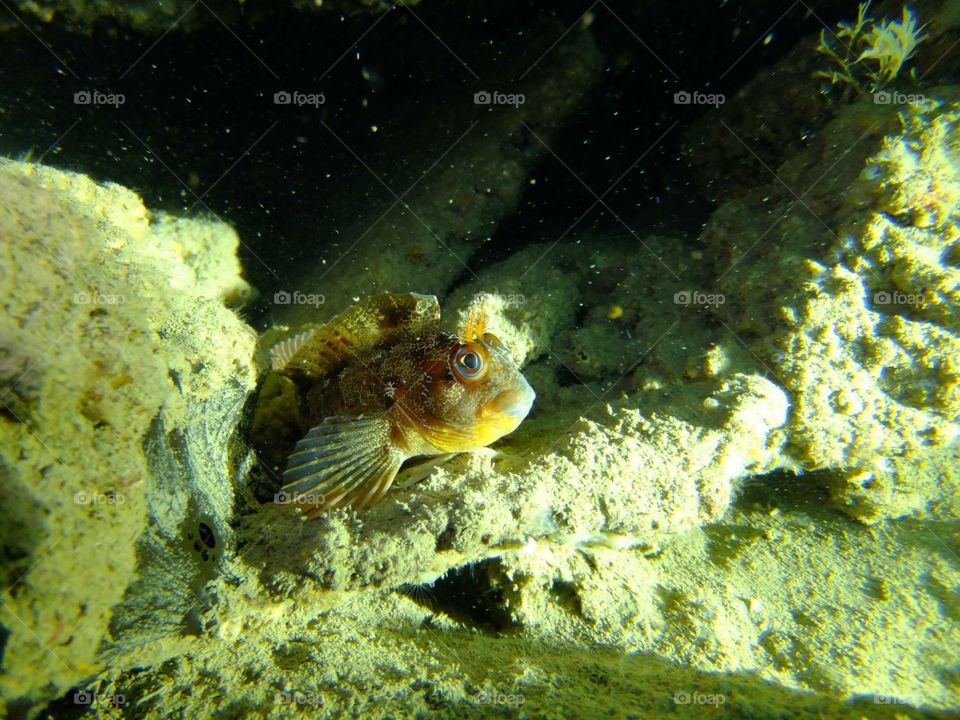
left=280, top=293, right=440, bottom=379
left=459, top=295, right=489, bottom=341
left=269, top=328, right=317, bottom=371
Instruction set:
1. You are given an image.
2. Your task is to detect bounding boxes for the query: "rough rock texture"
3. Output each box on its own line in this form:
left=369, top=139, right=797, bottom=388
left=4, top=122, right=958, bottom=717
left=443, top=246, right=582, bottom=367
left=703, top=97, right=960, bottom=523
left=241, top=369, right=789, bottom=594
left=499, top=478, right=960, bottom=709
left=103, top=489, right=960, bottom=719
left=0, top=160, right=257, bottom=716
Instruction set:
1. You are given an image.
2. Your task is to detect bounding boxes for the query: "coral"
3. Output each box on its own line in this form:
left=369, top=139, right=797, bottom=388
left=773, top=260, right=958, bottom=522
left=780, top=98, right=960, bottom=522
left=859, top=5, right=927, bottom=83
left=0, top=159, right=256, bottom=715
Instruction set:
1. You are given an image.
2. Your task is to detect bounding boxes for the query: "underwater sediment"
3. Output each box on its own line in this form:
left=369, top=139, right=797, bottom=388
left=1, top=1, right=959, bottom=719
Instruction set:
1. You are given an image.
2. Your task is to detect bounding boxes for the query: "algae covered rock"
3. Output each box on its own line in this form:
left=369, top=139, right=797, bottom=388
left=775, top=98, right=960, bottom=523
left=0, top=160, right=257, bottom=715
left=705, top=97, right=960, bottom=523
left=497, top=481, right=960, bottom=708
left=443, top=245, right=582, bottom=367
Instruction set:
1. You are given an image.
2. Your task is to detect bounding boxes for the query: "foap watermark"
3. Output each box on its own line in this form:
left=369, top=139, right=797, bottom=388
left=74, top=491, right=125, bottom=506
left=274, top=490, right=326, bottom=507
left=674, top=691, right=726, bottom=705
left=873, top=289, right=924, bottom=309
left=273, top=290, right=325, bottom=307
left=474, top=690, right=525, bottom=707
left=274, top=90, right=326, bottom=108
left=474, top=90, right=525, bottom=108
left=474, top=292, right=526, bottom=307
left=74, top=90, right=125, bottom=107
left=873, top=90, right=925, bottom=105
left=74, top=291, right=125, bottom=305
left=73, top=690, right=125, bottom=708
left=874, top=694, right=910, bottom=704
left=673, top=90, right=725, bottom=107
left=275, top=690, right=324, bottom=707
left=674, top=290, right=725, bottom=308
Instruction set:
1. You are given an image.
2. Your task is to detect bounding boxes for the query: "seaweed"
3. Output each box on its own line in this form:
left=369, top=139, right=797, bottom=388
left=814, top=2, right=927, bottom=99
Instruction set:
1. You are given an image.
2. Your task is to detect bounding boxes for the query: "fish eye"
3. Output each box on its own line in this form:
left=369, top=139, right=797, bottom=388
left=450, top=343, right=488, bottom=384
left=460, top=351, right=482, bottom=372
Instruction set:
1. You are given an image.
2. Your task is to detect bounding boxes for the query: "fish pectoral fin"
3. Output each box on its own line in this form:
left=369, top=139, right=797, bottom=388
left=281, top=413, right=404, bottom=514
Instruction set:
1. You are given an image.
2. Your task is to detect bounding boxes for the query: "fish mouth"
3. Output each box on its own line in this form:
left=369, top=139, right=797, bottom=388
left=480, top=380, right=535, bottom=421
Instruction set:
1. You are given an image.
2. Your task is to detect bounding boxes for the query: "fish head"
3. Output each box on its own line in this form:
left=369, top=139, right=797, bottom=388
left=420, top=331, right=535, bottom=452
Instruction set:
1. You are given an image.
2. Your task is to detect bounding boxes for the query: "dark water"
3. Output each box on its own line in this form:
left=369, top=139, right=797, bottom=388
left=0, top=0, right=845, bottom=325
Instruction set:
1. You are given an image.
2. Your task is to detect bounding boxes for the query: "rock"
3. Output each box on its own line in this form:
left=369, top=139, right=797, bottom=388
left=700, top=95, right=960, bottom=523
left=0, top=160, right=257, bottom=715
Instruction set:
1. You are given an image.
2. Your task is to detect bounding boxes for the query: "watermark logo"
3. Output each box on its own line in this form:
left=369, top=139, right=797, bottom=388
left=273, top=290, right=325, bottom=307
left=74, top=291, right=125, bottom=305
left=674, top=290, right=725, bottom=308
left=673, top=90, right=725, bottom=107
left=674, top=691, right=726, bottom=705
left=74, top=491, right=125, bottom=506
left=274, top=490, right=326, bottom=507
left=475, top=691, right=525, bottom=707
left=474, top=292, right=526, bottom=307
left=274, top=90, right=326, bottom=107
left=874, top=694, right=908, bottom=704
left=873, top=90, right=925, bottom=105
left=474, top=90, right=525, bottom=108
left=73, top=690, right=125, bottom=708
left=74, top=90, right=125, bottom=107
left=275, top=690, right=324, bottom=706
left=873, top=289, right=924, bottom=309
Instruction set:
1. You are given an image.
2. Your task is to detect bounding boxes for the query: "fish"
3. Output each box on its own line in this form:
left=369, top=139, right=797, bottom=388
left=251, top=292, right=535, bottom=515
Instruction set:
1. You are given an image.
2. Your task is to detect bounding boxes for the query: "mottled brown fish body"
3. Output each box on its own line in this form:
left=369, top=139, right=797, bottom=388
left=252, top=293, right=535, bottom=514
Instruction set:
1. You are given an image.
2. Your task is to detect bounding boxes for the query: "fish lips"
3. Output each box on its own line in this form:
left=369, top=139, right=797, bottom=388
left=480, top=380, right=536, bottom=425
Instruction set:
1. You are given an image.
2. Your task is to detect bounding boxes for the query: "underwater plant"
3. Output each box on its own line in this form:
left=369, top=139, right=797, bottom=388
left=814, top=2, right=927, bottom=97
